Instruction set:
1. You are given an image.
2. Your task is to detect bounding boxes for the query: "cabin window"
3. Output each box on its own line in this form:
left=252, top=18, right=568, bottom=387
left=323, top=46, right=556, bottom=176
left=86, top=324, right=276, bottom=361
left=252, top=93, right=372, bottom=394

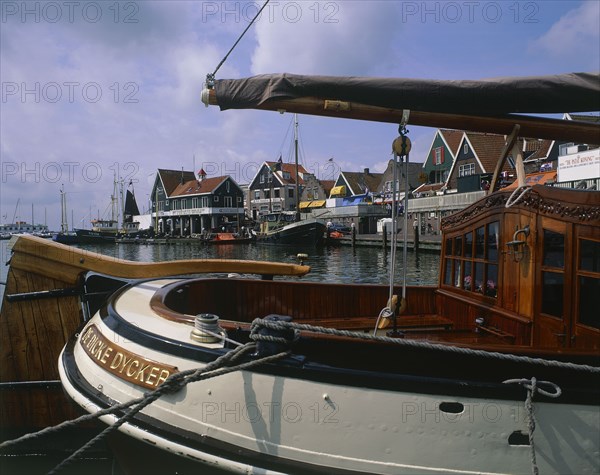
left=464, top=232, right=473, bottom=258
left=224, top=196, right=232, bottom=207
left=543, top=230, right=565, bottom=267
left=443, top=220, right=499, bottom=297
left=475, top=226, right=485, bottom=258
left=541, top=228, right=565, bottom=319
left=542, top=272, right=564, bottom=318
left=578, top=238, right=600, bottom=330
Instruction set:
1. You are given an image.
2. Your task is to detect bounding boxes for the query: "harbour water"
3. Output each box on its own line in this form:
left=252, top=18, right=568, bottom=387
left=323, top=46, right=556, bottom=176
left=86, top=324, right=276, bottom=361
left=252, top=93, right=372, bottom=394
left=0, top=239, right=441, bottom=298
left=0, top=238, right=440, bottom=474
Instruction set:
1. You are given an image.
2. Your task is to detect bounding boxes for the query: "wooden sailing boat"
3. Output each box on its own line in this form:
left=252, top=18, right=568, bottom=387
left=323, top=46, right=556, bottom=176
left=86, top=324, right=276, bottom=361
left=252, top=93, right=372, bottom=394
left=0, top=72, right=598, bottom=474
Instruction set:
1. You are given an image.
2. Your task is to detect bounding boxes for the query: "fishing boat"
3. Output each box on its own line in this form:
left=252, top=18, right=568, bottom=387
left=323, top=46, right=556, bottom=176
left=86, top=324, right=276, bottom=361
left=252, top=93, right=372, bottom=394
left=1, top=72, right=599, bottom=474
left=253, top=115, right=327, bottom=246
left=253, top=211, right=326, bottom=246
left=75, top=178, right=141, bottom=244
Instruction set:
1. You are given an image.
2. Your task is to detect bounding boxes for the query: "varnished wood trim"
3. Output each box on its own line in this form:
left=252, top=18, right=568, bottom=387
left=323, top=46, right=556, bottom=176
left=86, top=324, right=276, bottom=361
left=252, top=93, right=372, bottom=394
left=7, top=235, right=311, bottom=283
left=436, top=288, right=533, bottom=325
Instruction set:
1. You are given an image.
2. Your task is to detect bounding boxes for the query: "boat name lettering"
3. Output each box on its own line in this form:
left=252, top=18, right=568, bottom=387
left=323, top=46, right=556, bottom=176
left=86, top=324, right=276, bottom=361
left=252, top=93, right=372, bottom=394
left=79, top=325, right=178, bottom=389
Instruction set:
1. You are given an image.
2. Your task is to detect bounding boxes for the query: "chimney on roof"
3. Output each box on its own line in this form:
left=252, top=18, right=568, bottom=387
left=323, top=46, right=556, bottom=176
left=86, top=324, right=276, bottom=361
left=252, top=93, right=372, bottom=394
left=364, top=168, right=370, bottom=175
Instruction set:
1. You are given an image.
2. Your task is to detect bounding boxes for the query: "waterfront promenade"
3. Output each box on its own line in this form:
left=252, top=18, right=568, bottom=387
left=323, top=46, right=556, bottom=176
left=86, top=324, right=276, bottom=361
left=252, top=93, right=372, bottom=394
left=332, top=229, right=442, bottom=252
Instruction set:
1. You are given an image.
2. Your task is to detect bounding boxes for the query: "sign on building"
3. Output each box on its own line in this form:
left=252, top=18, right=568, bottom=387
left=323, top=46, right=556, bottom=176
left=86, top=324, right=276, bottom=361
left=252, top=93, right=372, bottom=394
left=557, top=149, right=600, bottom=182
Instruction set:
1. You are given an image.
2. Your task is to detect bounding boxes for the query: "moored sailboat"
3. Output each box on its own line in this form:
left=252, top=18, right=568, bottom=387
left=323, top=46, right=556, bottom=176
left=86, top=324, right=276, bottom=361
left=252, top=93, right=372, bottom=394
left=75, top=178, right=141, bottom=243
left=1, top=72, right=598, bottom=474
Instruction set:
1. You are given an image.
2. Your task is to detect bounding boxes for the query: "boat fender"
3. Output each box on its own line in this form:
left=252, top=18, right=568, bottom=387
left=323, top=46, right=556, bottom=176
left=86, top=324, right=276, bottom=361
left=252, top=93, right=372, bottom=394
left=254, top=314, right=295, bottom=357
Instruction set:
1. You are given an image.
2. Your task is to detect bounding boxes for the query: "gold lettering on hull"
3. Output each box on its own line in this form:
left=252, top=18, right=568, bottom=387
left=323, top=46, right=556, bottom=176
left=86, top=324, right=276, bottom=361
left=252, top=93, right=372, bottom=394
left=79, top=324, right=179, bottom=390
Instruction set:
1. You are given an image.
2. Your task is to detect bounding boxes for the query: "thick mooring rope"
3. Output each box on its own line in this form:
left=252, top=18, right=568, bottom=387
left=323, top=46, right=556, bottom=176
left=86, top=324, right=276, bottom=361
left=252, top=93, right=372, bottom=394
left=1, top=318, right=597, bottom=474
left=0, top=341, right=290, bottom=474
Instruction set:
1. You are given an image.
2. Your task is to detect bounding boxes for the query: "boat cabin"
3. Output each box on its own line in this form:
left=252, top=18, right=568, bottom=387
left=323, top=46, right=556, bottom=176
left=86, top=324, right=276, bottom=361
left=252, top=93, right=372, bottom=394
left=438, top=184, right=599, bottom=350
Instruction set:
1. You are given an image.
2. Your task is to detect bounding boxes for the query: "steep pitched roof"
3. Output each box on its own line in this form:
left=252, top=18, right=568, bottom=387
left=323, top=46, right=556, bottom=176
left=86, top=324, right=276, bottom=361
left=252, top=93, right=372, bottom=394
left=171, top=176, right=229, bottom=197
left=342, top=170, right=383, bottom=195
left=158, top=169, right=197, bottom=196
left=523, top=139, right=553, bottom=162
left=265, top=161, right=308, bottom=185
left=439, top=129, right=464, bottom=156
left=463, top=132, right=513, bottom=173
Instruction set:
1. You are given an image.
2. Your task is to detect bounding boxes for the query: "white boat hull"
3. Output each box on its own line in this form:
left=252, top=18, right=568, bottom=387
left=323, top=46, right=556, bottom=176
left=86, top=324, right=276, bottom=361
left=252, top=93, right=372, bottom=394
left=59, top=279, right=600, bottom=475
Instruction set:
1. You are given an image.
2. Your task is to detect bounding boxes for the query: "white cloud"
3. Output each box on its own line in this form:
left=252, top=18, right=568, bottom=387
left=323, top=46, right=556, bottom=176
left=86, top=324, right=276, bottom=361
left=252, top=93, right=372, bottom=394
left=530, top=1, right=600, bottom=61
left=251, top=1, right=398, bottom=75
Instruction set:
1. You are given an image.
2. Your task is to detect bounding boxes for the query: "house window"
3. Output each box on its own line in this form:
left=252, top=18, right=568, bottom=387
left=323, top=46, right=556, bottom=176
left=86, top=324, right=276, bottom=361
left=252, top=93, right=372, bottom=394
left=459, top=163, right=475, bottom=177
left=274, top=189, right=280, bottom=198
left=434, top=147, right=444, bottom=165
left=201, top=196, right=209, bottom=207
left=260, top=175, right=265, bottom=184
left=224, top=196, right=232, bottom=207
left=254, top=191, right=260, bottom=200
left=288, top=188, right=294, bottom=198
left=226, top=181, right=230, bottom=192
left=192, top=198, right=198, bottom=208
left=172, top=201, right=179, bottom=211
left=463, top=143, right=469, bottom=154
left=283, top=171, right=291, bottom=180
left=443, top=221, right=499, bottom=297
left=265, top=190, right=271, bottom=199
left=213, top=195, right=219, bottom=203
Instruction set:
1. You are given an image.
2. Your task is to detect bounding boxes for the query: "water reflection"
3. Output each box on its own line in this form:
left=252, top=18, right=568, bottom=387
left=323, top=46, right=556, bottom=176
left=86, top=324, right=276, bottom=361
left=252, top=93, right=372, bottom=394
left=0, top=240, right=440, bottom=302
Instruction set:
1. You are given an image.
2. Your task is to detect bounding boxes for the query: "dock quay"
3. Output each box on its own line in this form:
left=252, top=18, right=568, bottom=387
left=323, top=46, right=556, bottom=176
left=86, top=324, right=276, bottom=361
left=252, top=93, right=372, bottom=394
left=330, top=231, right=442, bottom=251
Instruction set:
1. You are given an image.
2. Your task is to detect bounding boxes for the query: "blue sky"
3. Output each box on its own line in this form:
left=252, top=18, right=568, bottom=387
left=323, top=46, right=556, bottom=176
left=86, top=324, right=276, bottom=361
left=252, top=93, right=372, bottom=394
left=1, top=0, right=599, bottom=231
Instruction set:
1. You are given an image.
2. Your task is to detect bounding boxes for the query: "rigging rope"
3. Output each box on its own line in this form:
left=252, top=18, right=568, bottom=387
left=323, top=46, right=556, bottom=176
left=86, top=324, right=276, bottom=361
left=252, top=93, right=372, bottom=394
left=1, top=317, right=596, bottom=474
left=207, top=0, right=271, bottom=86
left=503, top=378, right=562, bottom=475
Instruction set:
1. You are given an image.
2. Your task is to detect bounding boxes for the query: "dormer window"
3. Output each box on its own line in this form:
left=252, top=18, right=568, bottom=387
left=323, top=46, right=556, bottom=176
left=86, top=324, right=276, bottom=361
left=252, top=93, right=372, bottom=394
left=282, top=171, right=291, bottom=180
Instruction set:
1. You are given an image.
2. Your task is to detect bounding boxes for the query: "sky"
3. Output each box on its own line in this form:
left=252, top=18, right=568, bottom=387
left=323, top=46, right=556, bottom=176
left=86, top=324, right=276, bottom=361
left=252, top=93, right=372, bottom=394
left=1, top=0, right=599, bottom=231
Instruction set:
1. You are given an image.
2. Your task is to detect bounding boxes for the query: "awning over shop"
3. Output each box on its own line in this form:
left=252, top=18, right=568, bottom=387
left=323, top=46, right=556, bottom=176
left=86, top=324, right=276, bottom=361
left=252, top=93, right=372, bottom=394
left=501, top=171, right=557, bottom=190
left=330, top=185, right=346, bottom=196
left=299, top=201, right=312, bottom=209
left=308, top=200, right=326, bottom=208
